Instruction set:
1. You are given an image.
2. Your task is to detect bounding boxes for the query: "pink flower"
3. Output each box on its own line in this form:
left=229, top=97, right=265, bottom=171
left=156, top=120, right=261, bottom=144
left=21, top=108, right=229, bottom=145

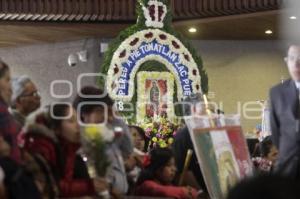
left=145, top=132, right=151, bottom=138
left=173, top=131, right=177, bottom=136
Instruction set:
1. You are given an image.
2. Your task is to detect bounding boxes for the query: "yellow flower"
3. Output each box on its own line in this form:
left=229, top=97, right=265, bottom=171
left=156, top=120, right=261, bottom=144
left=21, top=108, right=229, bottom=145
left=168, top=138, right=174, bottom=144
left=152, top=137, right=158, bottom=142
left=85, top=125, right=102, bottom=140
left=160, top=142, right=167, bottom=148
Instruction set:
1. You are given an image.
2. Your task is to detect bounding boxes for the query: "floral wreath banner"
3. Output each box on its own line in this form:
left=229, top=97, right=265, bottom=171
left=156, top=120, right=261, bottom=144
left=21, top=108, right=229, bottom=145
left=107, top=29, right=202, bottom=101
left=102, top=0, right=208, bottom=122
left=136, top=71, right=175, bottom=123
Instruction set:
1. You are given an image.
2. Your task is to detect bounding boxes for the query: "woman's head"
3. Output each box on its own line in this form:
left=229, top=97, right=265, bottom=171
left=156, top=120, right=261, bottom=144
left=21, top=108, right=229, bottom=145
left=260, top=136, right=278, bottom=164
left=129, top=125, right=148, bottom=152
left=146, top=148, right=176, bottom=184
left=73, top=86, right=114, bottom=124
left=0, top=60, right=12, bottom=105
left=49, top=104, right=80, bottom=143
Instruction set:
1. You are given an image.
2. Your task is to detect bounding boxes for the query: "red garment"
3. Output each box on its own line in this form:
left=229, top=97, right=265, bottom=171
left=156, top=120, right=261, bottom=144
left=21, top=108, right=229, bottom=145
left=252, top=157, right=273, bottom=172
left=58, top=138, right=95, bottom=197
left=0, top=100, right=21, bottom=163
left=135, top=180, right=197, bottom=199
left=24, top=124, right=95, bottom=197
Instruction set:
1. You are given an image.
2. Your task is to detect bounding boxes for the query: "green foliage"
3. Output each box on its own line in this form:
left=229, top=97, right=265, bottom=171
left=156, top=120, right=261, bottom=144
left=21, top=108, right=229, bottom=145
left=98, top=0, right=209, bottom=122
left=93, top=136, right=110, bottom=177
left=88, top=134, right=110, bottom=177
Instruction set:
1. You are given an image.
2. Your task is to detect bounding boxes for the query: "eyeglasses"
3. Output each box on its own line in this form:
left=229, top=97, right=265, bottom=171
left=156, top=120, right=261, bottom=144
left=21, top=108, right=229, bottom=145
left=21, top=91, right=40, bottom=98
left=284, top=56, right=300, bottom=62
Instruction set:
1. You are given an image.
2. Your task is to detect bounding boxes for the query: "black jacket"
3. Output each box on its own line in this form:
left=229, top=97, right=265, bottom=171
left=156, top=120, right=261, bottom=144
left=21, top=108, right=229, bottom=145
left=172, top=126, right=207, bottom=192
left=270, top=79, right=300, bottom=178
left=0, top=157, right=42, bottom=199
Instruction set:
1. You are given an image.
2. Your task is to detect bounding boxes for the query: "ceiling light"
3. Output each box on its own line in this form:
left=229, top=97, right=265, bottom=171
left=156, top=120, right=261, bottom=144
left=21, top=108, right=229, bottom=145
left=290, top=16, right=297, bottom=20
left=265, top=30, right=273, bottom=35
left=188, top=27, right=197, bottom=33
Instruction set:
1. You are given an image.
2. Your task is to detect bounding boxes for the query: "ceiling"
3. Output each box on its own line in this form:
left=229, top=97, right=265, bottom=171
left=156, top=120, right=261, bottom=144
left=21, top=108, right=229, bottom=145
left=0, top=0, right=283, bottom=47
left=176, top=10, right=280, bottom=40
left=0, top=0, right=282, bottom=22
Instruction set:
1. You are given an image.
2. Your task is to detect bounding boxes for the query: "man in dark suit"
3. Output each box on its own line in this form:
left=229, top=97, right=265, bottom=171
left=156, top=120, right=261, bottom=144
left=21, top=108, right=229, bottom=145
left=270, top=45, right=300, bottom=179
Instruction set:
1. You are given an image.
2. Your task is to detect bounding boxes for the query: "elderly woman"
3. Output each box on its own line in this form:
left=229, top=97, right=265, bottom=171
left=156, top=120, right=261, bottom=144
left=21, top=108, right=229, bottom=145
left=10, top=75, right=41, bottom=127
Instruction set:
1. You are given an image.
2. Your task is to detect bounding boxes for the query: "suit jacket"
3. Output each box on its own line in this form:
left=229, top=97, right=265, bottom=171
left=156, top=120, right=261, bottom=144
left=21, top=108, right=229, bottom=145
left=270, top=79, right=300, bottom=178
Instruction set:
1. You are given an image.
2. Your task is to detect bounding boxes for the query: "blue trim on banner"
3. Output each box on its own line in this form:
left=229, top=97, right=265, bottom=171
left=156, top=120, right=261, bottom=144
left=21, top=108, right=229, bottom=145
left=116, top=40, right=193, bottom=97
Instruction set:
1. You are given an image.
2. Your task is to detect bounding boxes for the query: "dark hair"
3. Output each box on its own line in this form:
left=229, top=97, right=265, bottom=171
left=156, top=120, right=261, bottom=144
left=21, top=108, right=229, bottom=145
left=0, top=60, right=9, bottom=78
left=73, top=86, right=114, bottom=117
left=48, top=104, right=70, bottom=130
left=0, top=134, right=12, bottom=147
left=227, top=175, right=300, bottom=199
left=259, top=136, right=273, bottom=157
left=181, top=93, right=203, bottom=116
left=136, top=148, right=174, bottom=186
left=129, top=125, right=149, bottom=152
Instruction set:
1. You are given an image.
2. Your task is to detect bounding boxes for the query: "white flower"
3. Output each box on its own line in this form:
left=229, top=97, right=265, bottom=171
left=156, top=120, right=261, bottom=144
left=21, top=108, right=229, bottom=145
left=107, top=29, right=202, bottom=102
left=141, top=0, right=167, bottom=29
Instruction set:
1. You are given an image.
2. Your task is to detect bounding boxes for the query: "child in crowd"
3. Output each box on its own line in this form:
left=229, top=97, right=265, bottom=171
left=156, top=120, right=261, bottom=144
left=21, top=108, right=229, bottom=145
left=73, top=86, right=134, bottom=197
left=24, top=104, right=106, bottom=198
left=129, top=125, right=149, bottom=153
left=126, top=126, right=149, bottom=194
left=135, top=147, right=199, bottom=199
left=252, top=136, right=278, bottom=173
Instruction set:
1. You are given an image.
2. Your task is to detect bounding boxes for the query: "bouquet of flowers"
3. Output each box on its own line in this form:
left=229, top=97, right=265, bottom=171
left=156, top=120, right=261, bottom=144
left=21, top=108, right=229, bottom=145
left=139, top=116, right=180, bottom=148
left=80, top=124, right=111, bottom=177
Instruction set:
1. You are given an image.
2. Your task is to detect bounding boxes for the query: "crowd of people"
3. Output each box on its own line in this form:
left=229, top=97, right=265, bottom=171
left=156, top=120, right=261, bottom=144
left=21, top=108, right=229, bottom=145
left=0, top=60, right=206, bottom=199
left=1, top=44, right=300, bottom=199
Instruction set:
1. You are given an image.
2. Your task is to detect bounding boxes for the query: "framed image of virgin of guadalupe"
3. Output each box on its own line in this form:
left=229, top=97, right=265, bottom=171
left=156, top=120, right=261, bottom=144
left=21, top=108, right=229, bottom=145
left=189, top=125, right=253, bottom=199
left=136, top=71, right=175, bottom=122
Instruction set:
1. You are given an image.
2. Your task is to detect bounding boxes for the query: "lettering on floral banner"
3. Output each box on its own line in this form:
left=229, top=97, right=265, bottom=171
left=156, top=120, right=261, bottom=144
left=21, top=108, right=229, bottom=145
left=116, top=40, right=192, bottom=97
